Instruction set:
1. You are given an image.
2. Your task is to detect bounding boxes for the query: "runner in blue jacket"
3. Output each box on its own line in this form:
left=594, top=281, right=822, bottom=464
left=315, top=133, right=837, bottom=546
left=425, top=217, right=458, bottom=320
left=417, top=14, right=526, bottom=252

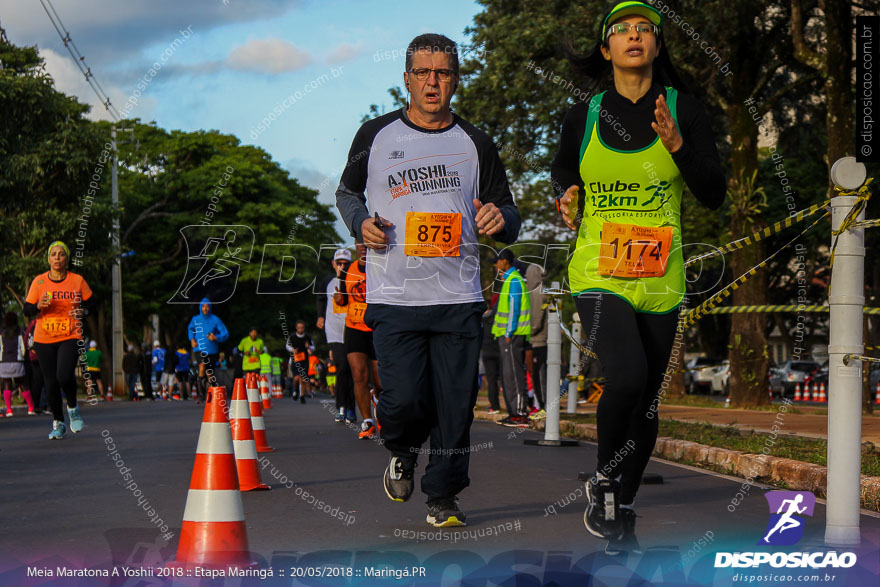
left=186, top=297, right=229, bottom=402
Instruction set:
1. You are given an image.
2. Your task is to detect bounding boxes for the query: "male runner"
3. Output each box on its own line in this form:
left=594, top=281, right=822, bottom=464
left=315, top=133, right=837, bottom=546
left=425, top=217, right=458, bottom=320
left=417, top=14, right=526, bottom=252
left=333, top=242, right=381, bottom=437
left=285, top=320, right=313, bottom=403
left=336, top=33, right=520, bottom=527
left=186, top=298, right=229, bottom=403
left=237, top=327, right=264, bottom=377
left=317, top=249, right=355, bottom=422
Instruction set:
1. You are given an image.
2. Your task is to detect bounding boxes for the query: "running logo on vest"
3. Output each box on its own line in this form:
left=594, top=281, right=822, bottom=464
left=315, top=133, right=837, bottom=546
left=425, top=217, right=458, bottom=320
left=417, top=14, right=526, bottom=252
left=387, top=164, right=461, bottom=199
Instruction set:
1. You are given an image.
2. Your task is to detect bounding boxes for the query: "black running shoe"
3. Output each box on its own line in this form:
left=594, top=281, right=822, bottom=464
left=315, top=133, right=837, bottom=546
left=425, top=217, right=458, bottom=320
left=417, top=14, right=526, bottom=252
left=501, top=415, right=529, bottom=428
left=383, top=456, right=415, bottom=502
left=584, top=475, right=621, bottom=539
left=426, top=496, right=466, bottom=527
left=605, top=507, right=640, bottom=555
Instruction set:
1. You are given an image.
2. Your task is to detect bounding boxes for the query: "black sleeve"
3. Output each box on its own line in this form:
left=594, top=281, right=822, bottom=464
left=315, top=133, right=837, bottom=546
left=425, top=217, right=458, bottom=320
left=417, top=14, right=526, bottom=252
left=336, top=268, right=349, bottom=306
left=457, top=118, right=521, bottom=245
left=82, top=296, right=97, bottom=317
left=551, top=103, right=589, bottom=198
left=23, top=302, right=39, bottom=318
left=671, top=93, right=726, bottom=210
left=336, top=112, right=398, bottom=242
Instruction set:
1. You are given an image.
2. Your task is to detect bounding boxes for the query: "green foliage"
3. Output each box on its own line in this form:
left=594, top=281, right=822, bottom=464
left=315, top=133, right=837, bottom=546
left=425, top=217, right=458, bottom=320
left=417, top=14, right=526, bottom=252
left=0, top=38, right=340, bottom=357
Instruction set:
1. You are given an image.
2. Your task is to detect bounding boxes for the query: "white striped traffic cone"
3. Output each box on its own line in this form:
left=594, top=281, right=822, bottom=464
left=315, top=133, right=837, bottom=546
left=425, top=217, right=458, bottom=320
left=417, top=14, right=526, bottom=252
left=794, top=383, right=802, bottom=402
left=247, top=373, right=274, bottom=452
left=171, top=386, right=255, bottom=568
left=874, top=382, right=880, bottom=405
left=230, top=378, right=270, bottom=491
left=259, top=375, right=272, bottom=410
left=818, top=382, right=827, bottom=403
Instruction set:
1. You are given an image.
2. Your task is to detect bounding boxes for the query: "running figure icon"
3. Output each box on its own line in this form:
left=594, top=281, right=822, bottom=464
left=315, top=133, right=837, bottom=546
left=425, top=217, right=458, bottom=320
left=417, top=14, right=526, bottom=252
left=762, top=494, right=807, bottom=544
left=180, top=230, right=242, bottom=299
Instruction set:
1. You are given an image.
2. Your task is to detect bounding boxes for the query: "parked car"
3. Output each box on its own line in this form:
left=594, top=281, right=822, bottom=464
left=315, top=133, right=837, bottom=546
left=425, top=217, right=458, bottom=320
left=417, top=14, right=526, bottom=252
left=772, top=359, right=820, bottom=398
left=710, top=360, right=730, bottom=395
left=804, top=360, right=829, bottom=390
left=684, top=357, right=723, bottom=394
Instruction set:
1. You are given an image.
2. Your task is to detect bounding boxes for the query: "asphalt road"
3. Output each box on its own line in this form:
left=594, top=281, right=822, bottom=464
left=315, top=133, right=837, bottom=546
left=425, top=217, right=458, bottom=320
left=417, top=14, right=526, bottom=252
left=1, top=395, right=879, bottom=586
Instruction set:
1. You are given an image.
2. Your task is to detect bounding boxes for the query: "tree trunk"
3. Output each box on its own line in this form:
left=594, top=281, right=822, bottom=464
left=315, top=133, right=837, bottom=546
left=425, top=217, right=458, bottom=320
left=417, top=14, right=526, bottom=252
left=823, top=0, right=853, bottom=169
left=727, top=101, right=771, bottom=408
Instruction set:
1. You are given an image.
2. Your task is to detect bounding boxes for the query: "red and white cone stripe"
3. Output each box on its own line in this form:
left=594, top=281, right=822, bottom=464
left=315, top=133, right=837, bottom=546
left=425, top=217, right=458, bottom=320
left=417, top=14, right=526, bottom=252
left=230, top=378, right=269, bottom=491
left=247, top=373, right=274, bottom=452
left=172, top=386, right=254, bottom=568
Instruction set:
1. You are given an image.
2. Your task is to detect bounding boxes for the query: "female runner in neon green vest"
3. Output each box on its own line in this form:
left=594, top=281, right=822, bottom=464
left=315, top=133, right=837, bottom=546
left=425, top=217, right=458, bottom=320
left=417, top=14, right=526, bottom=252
left=552, top=1, right=726, bottom=553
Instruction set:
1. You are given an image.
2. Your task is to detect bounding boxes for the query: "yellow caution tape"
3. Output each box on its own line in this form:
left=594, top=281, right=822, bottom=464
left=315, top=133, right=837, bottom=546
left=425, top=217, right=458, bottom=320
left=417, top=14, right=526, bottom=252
left=684, top=199, right=830, bottom=268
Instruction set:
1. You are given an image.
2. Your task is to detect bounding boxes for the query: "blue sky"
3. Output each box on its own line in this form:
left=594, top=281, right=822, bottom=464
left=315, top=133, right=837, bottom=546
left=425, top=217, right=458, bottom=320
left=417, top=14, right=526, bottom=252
left=5, top=0, right=483, bottom=240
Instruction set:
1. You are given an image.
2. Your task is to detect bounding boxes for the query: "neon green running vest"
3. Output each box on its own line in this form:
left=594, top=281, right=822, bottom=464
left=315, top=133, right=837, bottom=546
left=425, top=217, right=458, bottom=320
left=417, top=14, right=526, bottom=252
left=271, top=356, right=282, bottom=376
left=259, top=352, right=271, bottom=374
left=492, top=269, right=531, bottom=339
left=568, top=87, right=685, bottom=314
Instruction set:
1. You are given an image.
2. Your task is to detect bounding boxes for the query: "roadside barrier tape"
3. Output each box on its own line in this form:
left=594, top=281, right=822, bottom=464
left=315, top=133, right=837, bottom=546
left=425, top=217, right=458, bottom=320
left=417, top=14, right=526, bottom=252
left=683, top=200, right=831, bottom=268
left=843, top=354, right=880, bottom=366
left=683, top=211, right=829, bottom=329
left=830, top=179, right=873, bottom=269
left=849, top=218, right=880, bottom=230
left=704, top=305, right=880, bottom=314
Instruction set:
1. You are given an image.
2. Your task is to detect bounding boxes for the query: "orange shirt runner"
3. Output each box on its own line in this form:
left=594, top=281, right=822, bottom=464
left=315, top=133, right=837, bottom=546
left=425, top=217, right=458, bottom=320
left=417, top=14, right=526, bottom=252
left=26, top=271, right=93, bottom=344
left=342, top=262, right=371, bottom=332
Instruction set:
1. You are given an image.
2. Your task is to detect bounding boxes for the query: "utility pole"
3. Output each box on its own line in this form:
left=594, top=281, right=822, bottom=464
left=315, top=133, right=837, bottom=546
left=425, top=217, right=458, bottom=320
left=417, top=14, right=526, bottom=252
left=111, top=125, right=124, bottom=394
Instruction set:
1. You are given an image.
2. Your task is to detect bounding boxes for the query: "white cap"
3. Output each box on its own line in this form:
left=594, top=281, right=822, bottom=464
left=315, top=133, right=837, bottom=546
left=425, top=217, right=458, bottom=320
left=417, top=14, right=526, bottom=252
left=89, top=340, right=97, bottom=348
left=333, top=249, right=352, bottom=262
left=153, top=340, right=160, bottom=347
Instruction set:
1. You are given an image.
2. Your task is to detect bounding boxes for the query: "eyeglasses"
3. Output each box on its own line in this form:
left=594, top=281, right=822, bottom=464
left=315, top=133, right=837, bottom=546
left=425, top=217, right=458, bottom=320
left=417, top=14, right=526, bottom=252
left=606, top=23, right=660, bottom=38
left=407, top=68, right=456, bottom=82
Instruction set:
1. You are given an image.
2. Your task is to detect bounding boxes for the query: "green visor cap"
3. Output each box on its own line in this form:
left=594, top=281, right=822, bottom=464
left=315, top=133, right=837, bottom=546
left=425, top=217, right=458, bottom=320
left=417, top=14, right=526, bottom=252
left=602, top=1, right=664, bottom=39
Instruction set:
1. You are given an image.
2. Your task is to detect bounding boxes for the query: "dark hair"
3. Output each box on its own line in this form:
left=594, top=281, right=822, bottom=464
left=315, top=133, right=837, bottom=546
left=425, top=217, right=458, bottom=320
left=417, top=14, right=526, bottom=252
left=565, top=1, right=687, bottom=96
left=405, top=33, right=459, bottom=76
left=296, top=320, right=306, bottom=326
left=2, top=312, right=19, bottom=340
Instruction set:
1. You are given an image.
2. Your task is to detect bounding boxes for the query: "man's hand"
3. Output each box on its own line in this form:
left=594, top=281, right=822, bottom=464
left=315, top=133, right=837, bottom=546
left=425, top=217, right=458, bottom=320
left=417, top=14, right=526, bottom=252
left=474, top=199, right=505, bottom=236
left=207, top=333, right=217, bottom=342
left=317, top=317, right=325, bottom=329
left=361, top=216, right=394, bottom=250
left=558, top=185, right=579, bottom=231
left=190, top=338, right=197, bottom=348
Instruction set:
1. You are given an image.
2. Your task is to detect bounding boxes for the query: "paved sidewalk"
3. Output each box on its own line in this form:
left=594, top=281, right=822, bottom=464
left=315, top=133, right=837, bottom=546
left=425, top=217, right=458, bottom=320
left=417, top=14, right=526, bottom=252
left=475, top=395, right=880, bottom=445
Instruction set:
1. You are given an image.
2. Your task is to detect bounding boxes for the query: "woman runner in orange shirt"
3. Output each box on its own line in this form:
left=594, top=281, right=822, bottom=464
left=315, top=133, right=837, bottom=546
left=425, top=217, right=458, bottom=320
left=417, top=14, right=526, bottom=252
left=23, top=241, right=94, bottom=439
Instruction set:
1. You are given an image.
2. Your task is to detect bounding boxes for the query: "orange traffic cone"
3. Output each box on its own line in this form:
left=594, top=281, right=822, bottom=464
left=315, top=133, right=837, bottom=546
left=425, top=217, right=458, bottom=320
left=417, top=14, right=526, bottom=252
left=247, top=373, right=275, bottom=452
left=874, top=382, right=880, bottom=405
left=259, top=375, right=272, bottom=410
left=230, top=378, right=270, bottom=491
left=794, top=383, right=802, bottom=402
left=818, top=382, right=827, bottom=403
left=272, top=383, right=282, bottom=399
left=171, top=386, right=255, bottom=568
left=106, top=387, right=113, bottom=402
left=810, top=383, right=818, bottom=402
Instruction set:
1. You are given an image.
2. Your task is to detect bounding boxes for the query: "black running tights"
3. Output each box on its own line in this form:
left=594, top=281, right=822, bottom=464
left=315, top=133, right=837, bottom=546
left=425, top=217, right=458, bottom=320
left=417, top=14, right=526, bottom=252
left=33, top=339, right=80, bottom=422
left=574, top=292, right=681, bottom=504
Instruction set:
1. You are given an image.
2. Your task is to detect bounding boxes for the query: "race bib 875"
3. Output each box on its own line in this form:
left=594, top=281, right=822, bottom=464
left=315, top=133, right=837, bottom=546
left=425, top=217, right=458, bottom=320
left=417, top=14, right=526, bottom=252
left=404, top=212, right=462, bottom=257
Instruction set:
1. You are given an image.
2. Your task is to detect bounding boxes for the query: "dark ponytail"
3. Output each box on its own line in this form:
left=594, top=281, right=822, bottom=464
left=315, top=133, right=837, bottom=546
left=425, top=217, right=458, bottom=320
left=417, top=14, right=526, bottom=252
left=564, top=2, right=689, bottom=96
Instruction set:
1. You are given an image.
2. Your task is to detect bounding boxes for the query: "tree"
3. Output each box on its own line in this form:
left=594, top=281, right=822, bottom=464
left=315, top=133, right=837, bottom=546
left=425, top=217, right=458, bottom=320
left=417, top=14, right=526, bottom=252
left=0, top=39, right=106, bottom=309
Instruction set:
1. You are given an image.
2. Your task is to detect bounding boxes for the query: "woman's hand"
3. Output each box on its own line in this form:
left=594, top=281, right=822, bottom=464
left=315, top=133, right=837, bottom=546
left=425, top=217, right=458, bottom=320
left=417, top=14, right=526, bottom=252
left=652, top=94, right=683, bottom=153
left=37, top=292, right=51, bottom=310
left=558, top=185, right=580, bottom=232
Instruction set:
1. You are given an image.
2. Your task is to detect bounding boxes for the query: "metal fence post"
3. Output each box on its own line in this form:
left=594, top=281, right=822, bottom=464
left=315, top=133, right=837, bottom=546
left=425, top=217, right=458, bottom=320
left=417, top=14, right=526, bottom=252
left=825, top=157, right=867, bottom=546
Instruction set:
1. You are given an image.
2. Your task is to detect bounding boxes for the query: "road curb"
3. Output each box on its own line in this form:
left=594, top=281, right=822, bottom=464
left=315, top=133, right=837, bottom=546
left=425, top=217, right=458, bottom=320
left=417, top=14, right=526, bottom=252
left=474, top=411, right=880, bottom=512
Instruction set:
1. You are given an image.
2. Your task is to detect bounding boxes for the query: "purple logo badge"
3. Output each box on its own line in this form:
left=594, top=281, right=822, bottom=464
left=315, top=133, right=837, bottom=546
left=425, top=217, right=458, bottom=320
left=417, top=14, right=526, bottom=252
left=760, top=491, right=815, bottom=546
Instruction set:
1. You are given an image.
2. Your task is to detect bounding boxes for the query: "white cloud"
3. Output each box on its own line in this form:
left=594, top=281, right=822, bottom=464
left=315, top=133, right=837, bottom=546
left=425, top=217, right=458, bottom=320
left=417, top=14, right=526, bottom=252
left=325, top=42, right=361, bottom=64
left=40, top=48, right=156, bottom=122
left=227, top=38, right=311, bottom=74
